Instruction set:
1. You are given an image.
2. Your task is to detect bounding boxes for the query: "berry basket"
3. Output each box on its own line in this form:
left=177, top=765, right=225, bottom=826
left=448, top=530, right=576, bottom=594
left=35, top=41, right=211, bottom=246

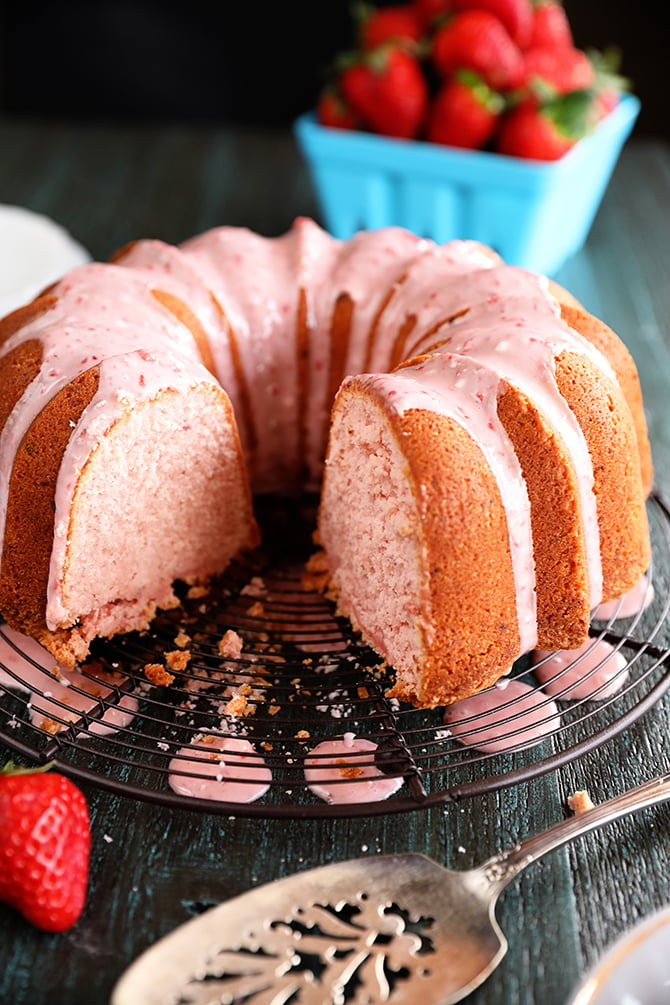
left=294, top=93, right=639, bottom=277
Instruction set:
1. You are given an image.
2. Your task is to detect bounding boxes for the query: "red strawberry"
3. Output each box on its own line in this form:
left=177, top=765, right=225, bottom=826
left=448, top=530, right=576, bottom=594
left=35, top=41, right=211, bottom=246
left=496, top=90, right=592, bottom=159
left=528, top=0, right=573, bottom=50
left=522, top=45, right=595, bottom=95
left=317, top=90, right=361, bottom=130
left=412, top=0, right=455, bottom=28
left=0, top=762, right=90, bottom=932
left=432, top=10, right=525, bottom=90
left=359, top=3, right=425, bottom=52
left=451, top=0, right=533, bottom=49
left=591, top=86, right=620, bottom=122
left=427, top=70, right=504, bottom=148
left=339, top=47, right=429, bottom=139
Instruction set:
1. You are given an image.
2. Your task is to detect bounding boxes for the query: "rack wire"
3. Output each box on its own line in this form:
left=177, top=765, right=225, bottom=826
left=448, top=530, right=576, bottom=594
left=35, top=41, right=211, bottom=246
left=1, top=492, right=669, bottom=818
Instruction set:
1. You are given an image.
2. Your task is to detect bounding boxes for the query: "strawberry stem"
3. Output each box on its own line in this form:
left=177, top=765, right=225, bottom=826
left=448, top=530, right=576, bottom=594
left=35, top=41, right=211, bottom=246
left=0, top=760, right=56, bottom=776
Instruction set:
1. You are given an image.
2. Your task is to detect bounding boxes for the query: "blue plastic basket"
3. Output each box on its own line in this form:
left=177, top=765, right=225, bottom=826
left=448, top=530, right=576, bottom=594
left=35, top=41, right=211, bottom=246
left=294, top=94, right=640, bottom=277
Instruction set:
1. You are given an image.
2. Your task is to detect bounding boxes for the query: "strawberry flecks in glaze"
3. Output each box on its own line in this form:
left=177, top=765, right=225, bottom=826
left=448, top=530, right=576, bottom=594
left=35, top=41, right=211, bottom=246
left=0, top=624, right=137, bottom=736
left=304, top=733, right=403, bottom=804
left=168, top=735, right=271, bottom=803
left=591, top=574, right=653, bottom=622
left=443, top=679, right=561, bottom=754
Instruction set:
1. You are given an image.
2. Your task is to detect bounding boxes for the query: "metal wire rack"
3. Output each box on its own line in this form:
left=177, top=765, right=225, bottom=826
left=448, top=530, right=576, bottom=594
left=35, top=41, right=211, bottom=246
left=1, top=492, right=669, bottom=819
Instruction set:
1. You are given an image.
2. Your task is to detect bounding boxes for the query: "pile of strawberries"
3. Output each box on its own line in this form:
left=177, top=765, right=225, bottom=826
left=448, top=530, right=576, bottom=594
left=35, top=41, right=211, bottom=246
left=317, top=0, right=627, bottom=160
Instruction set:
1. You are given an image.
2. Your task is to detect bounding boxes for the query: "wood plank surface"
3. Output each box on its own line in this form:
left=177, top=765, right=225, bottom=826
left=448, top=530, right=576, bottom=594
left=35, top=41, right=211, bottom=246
left=0, top=118, right=669, bottom=1005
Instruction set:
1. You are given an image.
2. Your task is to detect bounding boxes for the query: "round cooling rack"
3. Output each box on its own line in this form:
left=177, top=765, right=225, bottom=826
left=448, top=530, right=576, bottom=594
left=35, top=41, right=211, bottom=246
left=1, top=492, right=670, bottom=819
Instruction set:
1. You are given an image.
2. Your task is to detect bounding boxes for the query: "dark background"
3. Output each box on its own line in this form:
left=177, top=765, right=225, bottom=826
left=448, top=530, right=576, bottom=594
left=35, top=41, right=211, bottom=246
left=0, top=2, right=663, bottom=138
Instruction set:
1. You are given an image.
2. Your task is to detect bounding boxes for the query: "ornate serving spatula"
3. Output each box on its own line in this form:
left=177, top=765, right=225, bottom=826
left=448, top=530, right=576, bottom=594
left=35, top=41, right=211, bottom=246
left=112, top=772, right=670, bottom=1005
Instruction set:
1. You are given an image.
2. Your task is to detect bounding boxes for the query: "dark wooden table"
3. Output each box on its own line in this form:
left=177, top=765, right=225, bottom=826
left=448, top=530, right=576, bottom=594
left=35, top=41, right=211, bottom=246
left=1, top=117, right=670, bottom=1005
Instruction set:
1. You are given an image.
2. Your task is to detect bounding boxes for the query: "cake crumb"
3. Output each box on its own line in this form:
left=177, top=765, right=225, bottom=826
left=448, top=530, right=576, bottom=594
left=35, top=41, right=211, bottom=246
left=302, top=549, right=330, bottom=591
left=187, top=584, right=210, bottom=600
left=241, top=576, right=267, bottom=597
left=336, top=759, right=363, bottom=779
left=165, top=649, right=191, bottom=671
left=174, top=631, right=191, bottom=648
left=225, top=694, right=249, bottom=716
left=568, top=789, right=595, bottom=814
left=247, top=601, right=265, bottom=618
left=144, top=663, right=175, bottom=686
left=295, top=729, right=310, bottom=739
left=39, top=716, right=63, bottom=735
left=218, top=629, right=243, bottom=659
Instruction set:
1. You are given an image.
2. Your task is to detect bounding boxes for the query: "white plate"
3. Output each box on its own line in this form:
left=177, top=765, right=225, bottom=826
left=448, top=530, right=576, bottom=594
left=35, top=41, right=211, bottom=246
left=0, top=204, right=90, bottom=316
left=568, top=906, right=670, bottom=1005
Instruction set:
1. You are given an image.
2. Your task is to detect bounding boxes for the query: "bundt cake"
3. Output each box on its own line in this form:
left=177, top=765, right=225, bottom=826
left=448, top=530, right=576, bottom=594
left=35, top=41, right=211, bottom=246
left=0, top=217, right=652, bottom=708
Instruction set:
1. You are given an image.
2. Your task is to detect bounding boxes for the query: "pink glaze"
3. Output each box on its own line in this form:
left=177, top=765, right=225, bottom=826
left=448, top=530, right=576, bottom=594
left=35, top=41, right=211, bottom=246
left=365, top=241, right=501, bottom=372
left=304, top=732, right=403, bottom=804
left=303, top=226, right=427, bottom=480
left=176, top=223, right=497, bottom=490
left=532, top=639, right=628, bottom=701
left=115, top=238, right=226, bottom=345
left=444, top=679, right=561, bottom=754
left=393, top=264, right=551, bottom=363
left=0, top=624, right=137, bottom=736
left=168, top=735, right=271, bottom=803
left=115, top=238, right=240, bottom=399
left=422, top=286, right=614, bottom=609
left=592, top=574, right=653, bottom=622
left=181, top=225, right=302, bottom=492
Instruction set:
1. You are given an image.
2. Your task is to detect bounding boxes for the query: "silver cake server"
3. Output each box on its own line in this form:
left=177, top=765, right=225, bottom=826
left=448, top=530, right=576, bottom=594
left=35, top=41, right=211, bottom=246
left=111, top=771, right=670, bottom=1005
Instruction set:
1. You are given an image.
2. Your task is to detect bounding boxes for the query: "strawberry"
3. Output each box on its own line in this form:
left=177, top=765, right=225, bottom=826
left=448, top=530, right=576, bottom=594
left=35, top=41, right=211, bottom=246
left=591, top=86, right=620, bottom=122
left=451, top=0, right=533, bottom=49
left=358, top=3, right=425, bottom=52
left=528, top=0, right=573, bottom=50
left=522, top=44, right=595, bottom=95
left=496, top=90, right=592, bottom=159
left=0, top=762, right=90, bottom=932
left=317, top=90, right=361, bottom=130
left=339, top=47, right=429, bottom=139
left=432, top=10, right=525, bottom=90
left=588, top=47, right=630, bottom=123
left=427, top=70, right=504, bottom=148
left=412, top=0, right=455, bottom=29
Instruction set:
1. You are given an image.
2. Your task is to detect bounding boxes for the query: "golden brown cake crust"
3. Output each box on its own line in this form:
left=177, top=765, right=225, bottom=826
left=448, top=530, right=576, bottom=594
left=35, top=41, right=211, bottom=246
left=496, top=383, right=591, bottom=651
left=387, top=405, right=522, bottom=708
left=561, top=303, right=653, bottom=495
left=0, top=366, right=101, bottom=642
left=0, top=294, right=58, bottom=349
left=554, top=350, right=651, bottom=602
